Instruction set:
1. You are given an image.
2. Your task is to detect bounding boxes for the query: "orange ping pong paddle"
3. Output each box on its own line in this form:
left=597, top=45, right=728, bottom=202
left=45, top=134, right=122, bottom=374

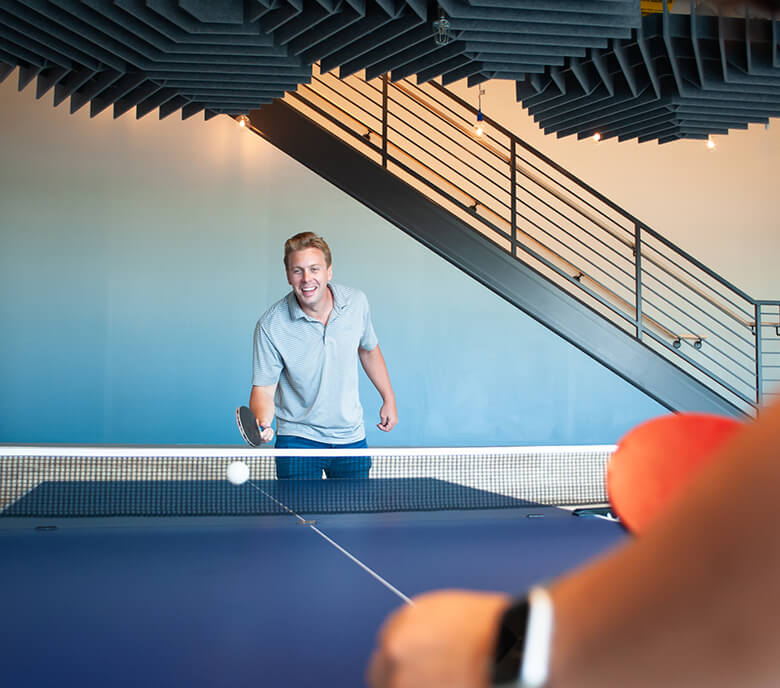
left=608, top=413, right=743, bottom=535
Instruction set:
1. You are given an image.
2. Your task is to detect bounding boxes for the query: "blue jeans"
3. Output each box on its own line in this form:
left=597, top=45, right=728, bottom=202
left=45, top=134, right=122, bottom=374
left=274, top=435, right=370, bottom=480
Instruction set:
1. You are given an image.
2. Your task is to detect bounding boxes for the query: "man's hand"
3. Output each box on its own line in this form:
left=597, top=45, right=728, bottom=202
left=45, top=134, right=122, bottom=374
left=368, top=590, right=509, bottom=688
left=378, top=400, right=398, bottom=432
left=359, top=346, right=398, bottom=432
left=249, top=384, right=277, bottom=443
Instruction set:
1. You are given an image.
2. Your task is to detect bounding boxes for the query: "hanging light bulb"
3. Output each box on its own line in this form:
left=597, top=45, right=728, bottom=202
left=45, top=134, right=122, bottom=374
left=474, top=86, right=485, bottom=137
left=236, top=114, right=250, bottom=128
left=433, top=7, right=452, bottom=46
left=706, top=136, right=716, bottom=151
left=592, top=132, right=601, bottom=142
left=474, top=111, right=484, bottom=137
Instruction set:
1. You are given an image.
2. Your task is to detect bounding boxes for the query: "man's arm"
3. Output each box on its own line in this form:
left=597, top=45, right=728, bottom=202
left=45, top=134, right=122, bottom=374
left=358, top=345, right=398, bottom=432
left=369, top=398, right=780, bottom=688
left=248, top=384, right=277, bottom=443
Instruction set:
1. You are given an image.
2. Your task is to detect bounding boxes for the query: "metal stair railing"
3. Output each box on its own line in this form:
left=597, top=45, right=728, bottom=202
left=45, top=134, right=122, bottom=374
left=275, top=63, right=780, bottom=414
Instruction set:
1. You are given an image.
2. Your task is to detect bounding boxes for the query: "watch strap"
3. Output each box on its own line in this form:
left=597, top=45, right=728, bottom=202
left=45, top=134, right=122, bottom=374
left=492, top=586, right=554, bottom=688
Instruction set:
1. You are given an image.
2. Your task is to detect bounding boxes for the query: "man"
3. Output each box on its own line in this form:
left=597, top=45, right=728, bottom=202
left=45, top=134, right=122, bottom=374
left=368, top=396, right=780, bottom=688
left=249, top=231, right=397, bottom=479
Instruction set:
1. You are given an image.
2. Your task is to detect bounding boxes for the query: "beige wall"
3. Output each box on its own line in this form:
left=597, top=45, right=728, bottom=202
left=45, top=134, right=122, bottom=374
left=450, top=78, right=780, bottom=300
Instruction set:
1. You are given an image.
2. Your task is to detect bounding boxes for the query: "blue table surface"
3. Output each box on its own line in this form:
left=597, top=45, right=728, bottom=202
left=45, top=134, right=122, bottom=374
left=1, top=507, right=625, bottom=687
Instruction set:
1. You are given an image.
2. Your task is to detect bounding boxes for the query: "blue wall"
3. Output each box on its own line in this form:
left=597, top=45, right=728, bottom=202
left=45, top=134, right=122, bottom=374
left=0, top=78, right=664, bottom=446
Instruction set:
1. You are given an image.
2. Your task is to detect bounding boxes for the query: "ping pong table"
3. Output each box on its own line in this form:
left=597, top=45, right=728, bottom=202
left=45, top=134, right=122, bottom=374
left=0, top=445, right=624, bottom=687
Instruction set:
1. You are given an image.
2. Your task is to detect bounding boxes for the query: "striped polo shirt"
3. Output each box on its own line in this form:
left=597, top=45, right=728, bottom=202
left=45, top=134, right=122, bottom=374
left=252, top=283, right=378, bottom=443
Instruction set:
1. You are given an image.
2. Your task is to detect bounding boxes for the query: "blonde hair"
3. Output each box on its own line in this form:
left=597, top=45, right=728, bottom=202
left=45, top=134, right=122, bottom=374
left=283, top=232, right=332, bottom=269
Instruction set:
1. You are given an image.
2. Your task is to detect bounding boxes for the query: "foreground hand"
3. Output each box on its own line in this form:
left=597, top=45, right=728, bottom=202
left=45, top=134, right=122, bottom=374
left=259, top=425, right=275, bottom=443
left=377, top=401, right=398, bottom=432
left=368, top=590, right=510, bottom=688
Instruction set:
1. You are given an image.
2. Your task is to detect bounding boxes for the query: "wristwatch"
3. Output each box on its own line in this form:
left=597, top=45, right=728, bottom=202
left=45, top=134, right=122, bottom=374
left=491, top=586, right=555, bottom=687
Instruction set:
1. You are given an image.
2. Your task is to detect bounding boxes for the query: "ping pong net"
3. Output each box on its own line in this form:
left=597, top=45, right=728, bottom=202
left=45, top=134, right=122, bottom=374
left=0, top=445, right=614, bottom=517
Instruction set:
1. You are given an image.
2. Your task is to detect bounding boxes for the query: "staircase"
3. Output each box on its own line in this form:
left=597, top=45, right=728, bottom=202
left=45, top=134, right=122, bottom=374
left=246, top=65, right=780, bottom=417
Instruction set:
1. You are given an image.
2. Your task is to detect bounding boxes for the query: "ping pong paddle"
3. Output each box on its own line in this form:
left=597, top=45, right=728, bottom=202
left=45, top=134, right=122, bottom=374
left=236, top=406, right=265, bottom=447
left=608, top=412, right=743, bottom=535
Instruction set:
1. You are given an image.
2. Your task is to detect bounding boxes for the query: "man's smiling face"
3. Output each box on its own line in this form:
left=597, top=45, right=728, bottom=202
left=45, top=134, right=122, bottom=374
left=286, top=247, right=333, bottom=312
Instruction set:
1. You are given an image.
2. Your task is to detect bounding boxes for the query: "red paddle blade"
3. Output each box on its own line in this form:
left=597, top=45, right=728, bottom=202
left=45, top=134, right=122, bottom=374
left=608, top=413, right=743, bottom=535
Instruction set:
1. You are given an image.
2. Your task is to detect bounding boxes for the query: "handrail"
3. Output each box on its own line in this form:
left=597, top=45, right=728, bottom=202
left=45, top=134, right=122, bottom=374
left=429, top=80, right=761, bottom=305
left=429, top=81, right=755, bottom=303
left=404, top=83, right=755, bottom=331
left=406, top=89, right=757, bottom=338
left=407, top=85, right=759, bottom=332
left=278, top=65, right=779, bottom=410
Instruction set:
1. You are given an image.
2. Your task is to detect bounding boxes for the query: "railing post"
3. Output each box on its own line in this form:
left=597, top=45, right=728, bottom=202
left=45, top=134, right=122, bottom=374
left=634, top=222, right=643, bottom=341
left=755, top=303, right=763, bottom=406
left=381, top=74, right=388, bottom=169
left=510, top=138, right=517, bottom=257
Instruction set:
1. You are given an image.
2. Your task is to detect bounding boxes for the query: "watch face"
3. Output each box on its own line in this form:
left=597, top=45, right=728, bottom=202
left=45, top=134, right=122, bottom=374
left=492, top=598, right=530, bottom=685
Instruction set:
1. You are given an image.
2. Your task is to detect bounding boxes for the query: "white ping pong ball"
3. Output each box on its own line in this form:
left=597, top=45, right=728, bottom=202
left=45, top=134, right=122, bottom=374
left=226, top=461, right=250, bottom=485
